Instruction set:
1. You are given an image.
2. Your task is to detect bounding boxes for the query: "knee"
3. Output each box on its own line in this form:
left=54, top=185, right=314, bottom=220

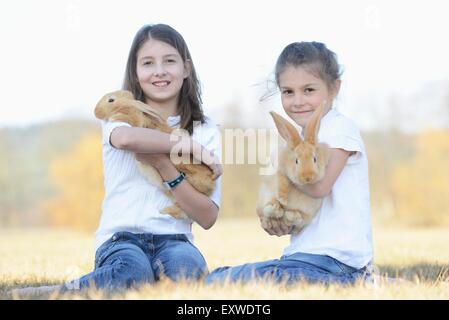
left=204, top=266, right=232, bottom=285
left=112, top=256, right=155, bottom=287
left=157, top=255, right=208, bottom=281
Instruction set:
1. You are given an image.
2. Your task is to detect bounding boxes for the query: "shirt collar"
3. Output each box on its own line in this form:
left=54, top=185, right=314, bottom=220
left=321, top=107, right=338, bottom=125
left=167, top=115, right=181, bottom=127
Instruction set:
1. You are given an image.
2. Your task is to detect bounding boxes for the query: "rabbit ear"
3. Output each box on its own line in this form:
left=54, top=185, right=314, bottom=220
left=270, top=111, right=302, bottom=148
left=304, top=101, right=325, bottom=144
left=129, top=100, right=167, bottom=124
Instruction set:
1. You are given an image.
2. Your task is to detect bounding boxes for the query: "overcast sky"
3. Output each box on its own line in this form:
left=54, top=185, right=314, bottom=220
left=1, top=0, right=448, bottom=131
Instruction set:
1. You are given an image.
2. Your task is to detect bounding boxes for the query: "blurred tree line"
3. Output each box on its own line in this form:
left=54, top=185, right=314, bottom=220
left=0, top=120, right=97, bottom=228
left=1, top=120, right=449, bottom=231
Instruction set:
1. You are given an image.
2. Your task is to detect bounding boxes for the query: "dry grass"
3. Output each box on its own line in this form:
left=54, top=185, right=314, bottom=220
left=1, top=218, right=448, bottom=299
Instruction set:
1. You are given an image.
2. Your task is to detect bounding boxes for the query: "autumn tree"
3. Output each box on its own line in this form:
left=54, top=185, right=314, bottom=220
left=41, top=131, right=104, bottom=231
left=390, top=130, right=449, bottom=226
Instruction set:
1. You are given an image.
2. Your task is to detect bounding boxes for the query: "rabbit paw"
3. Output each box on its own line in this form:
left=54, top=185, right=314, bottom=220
left=278, top=196, right=288, bottom=207
left=283, top=211, right=296, bottom=226
left=263, top=199, right=284, bottom=218
left=284, top=210, right=303, bottom=225
left=284, top=211, right=305, bottom=233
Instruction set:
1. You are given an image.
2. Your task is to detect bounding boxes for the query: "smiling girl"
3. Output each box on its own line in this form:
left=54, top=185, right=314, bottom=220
left=206, top=41, right=373, bottom=286
left=13, top=24, right=222, bottom=296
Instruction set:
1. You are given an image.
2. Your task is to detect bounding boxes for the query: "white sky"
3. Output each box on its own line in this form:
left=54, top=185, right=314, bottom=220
left=1, top=0, right=448, bottom=131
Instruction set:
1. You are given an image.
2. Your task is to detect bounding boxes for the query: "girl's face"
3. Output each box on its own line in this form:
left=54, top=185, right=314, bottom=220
left=136, top=39, right=189, bottom=110
left=278, top=65, right=339, bottom=128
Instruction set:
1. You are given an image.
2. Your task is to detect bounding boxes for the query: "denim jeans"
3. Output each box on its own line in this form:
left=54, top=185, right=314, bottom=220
left=205, top=252, right=369, bottom=286
left=62, top=231, right=208, bottom=292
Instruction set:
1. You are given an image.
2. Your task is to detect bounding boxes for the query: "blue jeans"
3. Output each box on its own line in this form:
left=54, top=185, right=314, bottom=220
left=205, top=252, right=369, bottom=285
left=62, top=231, right=208, bottom=292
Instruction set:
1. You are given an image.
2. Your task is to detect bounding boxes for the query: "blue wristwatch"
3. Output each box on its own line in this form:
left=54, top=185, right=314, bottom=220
left=163, top=172, right=186, bottom=190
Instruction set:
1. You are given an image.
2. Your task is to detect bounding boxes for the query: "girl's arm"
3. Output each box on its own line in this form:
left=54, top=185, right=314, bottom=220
left=297, top=148, right=353, bottom=199
left=111, top=126, right=192, bottom=154
left=111, top=126, right=221, bottom=178
left=136, top=153, right=219, bottom=230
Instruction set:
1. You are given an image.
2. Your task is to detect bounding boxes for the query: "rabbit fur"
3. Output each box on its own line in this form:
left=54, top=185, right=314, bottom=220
left=258, top=103, right=330, bottom=234
left=94, top=90, right=215, bottom=219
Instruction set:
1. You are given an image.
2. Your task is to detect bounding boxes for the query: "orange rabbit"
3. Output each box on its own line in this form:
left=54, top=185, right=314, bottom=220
left=258, top=102, right=330, bottom=234
left=94, top=90, right=215, bottom=219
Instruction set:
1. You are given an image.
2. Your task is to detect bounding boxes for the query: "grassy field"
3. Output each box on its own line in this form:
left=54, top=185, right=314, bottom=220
left=1, top=218, right=448, bottom=299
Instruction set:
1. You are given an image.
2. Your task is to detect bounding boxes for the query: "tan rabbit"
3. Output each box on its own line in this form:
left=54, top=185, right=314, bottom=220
left=94, top=90, right=215, bottom=219
left=258, top=103, right=330, bottom=234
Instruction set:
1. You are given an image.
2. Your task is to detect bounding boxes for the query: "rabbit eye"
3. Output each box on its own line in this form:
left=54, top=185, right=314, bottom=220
left=295, top=158, right=298, bottom=165
left=108, top=98, right=115, bottom=103
left=313, top=156, right=317, bottom=163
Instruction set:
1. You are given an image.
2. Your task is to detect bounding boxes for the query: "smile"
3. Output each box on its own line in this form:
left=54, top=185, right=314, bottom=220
left=292, top=110, right=313, bottom=114
left=152, top=81, right=171, bottom=87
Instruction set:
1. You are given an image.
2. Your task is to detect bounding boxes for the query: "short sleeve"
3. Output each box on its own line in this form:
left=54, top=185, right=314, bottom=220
left=101, top=120, right=132, bottom=148
left=319, top=116, right=365, bottom=165
left=192, top=118, right=222, bottom=209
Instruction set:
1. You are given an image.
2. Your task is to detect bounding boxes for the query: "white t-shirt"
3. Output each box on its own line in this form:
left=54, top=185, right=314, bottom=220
left=283, top=108, right=373, bottom=269
left=95, top=115, right=222, bottom=251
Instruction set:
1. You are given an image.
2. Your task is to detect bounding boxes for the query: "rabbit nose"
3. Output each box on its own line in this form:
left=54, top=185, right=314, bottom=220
left=302, top=174, right=314, bottom=183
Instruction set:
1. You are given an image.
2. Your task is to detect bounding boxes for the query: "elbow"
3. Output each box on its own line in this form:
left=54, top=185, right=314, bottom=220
left=201, top=215, right=217, bottom=230
left=111, top=127, right=134, bottom=150
left=114, top=137, right=128, bottom=150
left=201, top=222, right=215, bottom=230
left=199, top=206, right=218, bottom=230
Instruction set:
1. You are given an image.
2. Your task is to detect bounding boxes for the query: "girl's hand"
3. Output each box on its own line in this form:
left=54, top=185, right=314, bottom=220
left=207, top=161, right=223, bottom=180
left=199, top=147, right=222, bottom=180
left=135, top=153, right=171, bottom=170
left=256, top=207, right=293, bottom=237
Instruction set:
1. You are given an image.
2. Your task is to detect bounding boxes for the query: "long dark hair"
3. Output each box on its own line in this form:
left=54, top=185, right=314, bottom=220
left=123, top=24, right=205, bottom=135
